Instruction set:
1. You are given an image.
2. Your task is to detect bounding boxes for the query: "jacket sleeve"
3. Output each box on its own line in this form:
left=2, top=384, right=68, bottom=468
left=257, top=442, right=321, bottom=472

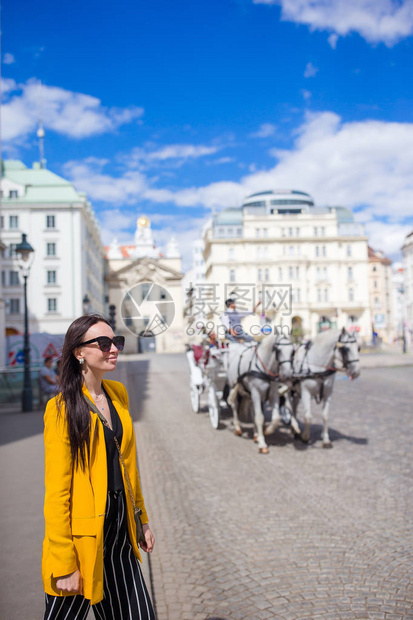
left=43, top=399, right=78, bottom=578
left=121, top=383, right=150, bottom=525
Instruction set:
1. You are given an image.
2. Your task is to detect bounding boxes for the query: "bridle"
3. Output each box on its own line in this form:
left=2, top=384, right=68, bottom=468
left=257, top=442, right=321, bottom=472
left=254, top=335, right=294, bottom=378
left=335, top=335, right=360, bottom=370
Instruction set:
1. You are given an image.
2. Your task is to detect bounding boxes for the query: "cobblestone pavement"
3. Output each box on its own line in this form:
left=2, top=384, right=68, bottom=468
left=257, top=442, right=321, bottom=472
left=122, top=354, right=413, bottom=620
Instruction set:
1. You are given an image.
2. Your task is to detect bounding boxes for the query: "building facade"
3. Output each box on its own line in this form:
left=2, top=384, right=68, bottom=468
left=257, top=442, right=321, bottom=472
left=0, top=160, right=105, bottom=339
left=203, top=190, right=371, bottom=341
left=368, top=246, right=393, bottom=343
left=106, top=217, right=186, bottom=354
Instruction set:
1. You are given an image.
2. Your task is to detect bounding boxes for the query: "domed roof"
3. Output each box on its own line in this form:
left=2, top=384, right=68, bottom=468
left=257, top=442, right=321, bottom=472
left=243, top=189, right=314, bottom=209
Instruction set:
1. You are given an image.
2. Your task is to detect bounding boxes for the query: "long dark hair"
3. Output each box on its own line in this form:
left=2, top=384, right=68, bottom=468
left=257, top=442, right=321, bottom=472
left=58, top=314, right=111, bottom=470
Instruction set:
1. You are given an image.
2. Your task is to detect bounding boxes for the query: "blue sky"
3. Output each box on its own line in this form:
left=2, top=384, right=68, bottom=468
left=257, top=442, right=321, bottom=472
left=2, top=0, right=413, bottom=267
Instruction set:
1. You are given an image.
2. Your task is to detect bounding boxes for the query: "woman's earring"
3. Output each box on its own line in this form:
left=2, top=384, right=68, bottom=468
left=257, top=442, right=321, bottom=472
left=79, top=357, right=84, bottom=365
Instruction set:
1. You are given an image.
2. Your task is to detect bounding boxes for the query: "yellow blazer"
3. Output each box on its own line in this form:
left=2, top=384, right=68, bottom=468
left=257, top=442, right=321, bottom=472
left=42, top=380, right=149, bottom=605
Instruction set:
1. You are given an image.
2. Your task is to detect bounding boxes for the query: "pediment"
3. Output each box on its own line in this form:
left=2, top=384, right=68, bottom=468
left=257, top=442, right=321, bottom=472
left=106, top=256, right=183, bottom=283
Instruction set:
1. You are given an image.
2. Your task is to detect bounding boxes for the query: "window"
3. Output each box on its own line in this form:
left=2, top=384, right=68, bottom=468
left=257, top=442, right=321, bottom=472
left=9, top=298, right=20, bottom=314
left=349, top=288, right=354, bottom=302
left=347, top=244, right=352, bottom=257
left=263, top=228, right=268, bottom=238
left=289, top=227, right=293, bottom=237
left=228, top=248, right=234, bottom=261
left=47, top=270, right=57, bottom=284
left=281, top=228, right=286, bottom=238
left=46, top=215, right=56, bottom=229
left=47, top=298, right=57, bottom=312
left=289, top=266, right=293, bottom=279
left=316, top=267, right=321, bottom=280
left=296, top=266, right=300, bottom=279
left=374, top=280, right=378, bottom=288
left=257, top=268, right=262, bottom=281
left=289, top=245, right=294, bottom=256
left=324, top=289, right=329, bottom=302
left=323, top=267, right=327, bottom=279
left=321, top=227, right=325, bottom=237
left=9, top=215, right=18, bottom=229
left=229, top=269, right=235, bottom=283
left=256, top=246, right=262, bottom=258
left=296, top=288, right=301, bottom=303
left=0, top=216, right=3, bottom=229
left=374, top=296, right=380, bottom=306
left=315, top=246, right=320, bottom=257
left=322, top=246, right=326, bottom=257
left=8, top=244, right=18, bottom=259
left=47, top=242, right=56, bottom=257
left=265, top=268, right=270, bottom=282
left=278, top=267, right=282, bottom=280
left=296, top=227, right=300, bottom=237
left=9, top=190, right=18, bottom=198
left=372, top=266, right=377, bottom=272
left=256, top=228, right=261, bottom=238
left=1, top=271, right=5, bottom=286
left=317, top=289, right=322, bottom=303
left=348, top=266, right=353, bottom=280
left=9, top=271, right=19, bottom=286
left=314, top=227, right=318, bottom=236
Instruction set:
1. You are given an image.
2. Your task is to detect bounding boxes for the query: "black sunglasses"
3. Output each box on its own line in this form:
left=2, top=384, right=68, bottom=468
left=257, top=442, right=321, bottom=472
left=81, top=336, right=125, bottom=352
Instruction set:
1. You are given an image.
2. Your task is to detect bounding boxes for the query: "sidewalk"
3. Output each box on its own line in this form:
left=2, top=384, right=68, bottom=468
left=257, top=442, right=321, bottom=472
left=360, top=344, right=413, bottom=368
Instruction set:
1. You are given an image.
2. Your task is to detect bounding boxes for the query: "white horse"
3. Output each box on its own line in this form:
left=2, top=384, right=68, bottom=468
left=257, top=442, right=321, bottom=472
left=291, top=328, right=360, bottom=447
left=226, top=333, right=299, bottom=454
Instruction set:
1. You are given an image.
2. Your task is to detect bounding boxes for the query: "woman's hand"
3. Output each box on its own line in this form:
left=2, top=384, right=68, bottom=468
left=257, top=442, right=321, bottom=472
left=140, top=524, right=155, bottom=553
left=55, top=570, right=83, bottom=594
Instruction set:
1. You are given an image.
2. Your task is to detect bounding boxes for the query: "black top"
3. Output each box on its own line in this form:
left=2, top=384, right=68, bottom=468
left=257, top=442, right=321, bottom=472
left=102, top=390, right=124, bottom=492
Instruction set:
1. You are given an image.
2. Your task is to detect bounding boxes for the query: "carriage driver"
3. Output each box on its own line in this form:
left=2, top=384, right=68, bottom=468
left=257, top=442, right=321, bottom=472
left=220, top=296, right=261, bottom=343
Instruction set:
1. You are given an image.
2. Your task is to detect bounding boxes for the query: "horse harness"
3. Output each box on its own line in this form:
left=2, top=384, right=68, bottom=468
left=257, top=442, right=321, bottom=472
left=236, top=339, right=292, bottom=400
left=294, top=335, right=360, bottom=404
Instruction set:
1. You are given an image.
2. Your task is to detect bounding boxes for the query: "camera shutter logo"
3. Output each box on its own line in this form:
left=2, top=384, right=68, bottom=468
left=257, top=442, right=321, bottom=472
left=121, top=282, right=175, bottom=337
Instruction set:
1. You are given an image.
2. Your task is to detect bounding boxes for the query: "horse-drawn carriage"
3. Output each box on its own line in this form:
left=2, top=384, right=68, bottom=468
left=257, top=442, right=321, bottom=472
left=187, top=327, right=361, bottom=453
left=186, top=343, right=229, bottom=429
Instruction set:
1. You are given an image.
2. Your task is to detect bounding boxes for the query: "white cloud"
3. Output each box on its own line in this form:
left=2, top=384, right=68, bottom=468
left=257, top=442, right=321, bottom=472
left=328, top=33, right=339, bottom=48
left=1, top=78, right=144, bottom=142
left=65, top=112, right=413, bottom=256
left=253, top=0, right=413, bottom=46
left=363, top=220, right=413, bottom=256
left=302, top=89, right=312, bottom=100
left=304, top=62, right=319, bottom=78
left=127, top=143, right=221, bottom=169
left=250, top=123, right=277, bottom=138
left=63, top=158, right=148, bottom=204
left=3, top=53, right=15, bottom=65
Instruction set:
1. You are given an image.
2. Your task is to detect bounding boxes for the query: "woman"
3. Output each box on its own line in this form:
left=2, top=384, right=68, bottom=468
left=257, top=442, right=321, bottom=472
left=42, top=315, right=156, bottom=619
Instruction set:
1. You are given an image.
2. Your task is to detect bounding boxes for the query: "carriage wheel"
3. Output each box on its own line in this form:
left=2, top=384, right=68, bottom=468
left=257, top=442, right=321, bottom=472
left=208, top=384, right=220, bottom=429
left=190, top=384, right=201, bottom=413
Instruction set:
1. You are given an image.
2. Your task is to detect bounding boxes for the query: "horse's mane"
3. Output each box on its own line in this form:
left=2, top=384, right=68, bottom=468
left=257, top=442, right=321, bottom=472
left=308, top=329, right=341, bottom=364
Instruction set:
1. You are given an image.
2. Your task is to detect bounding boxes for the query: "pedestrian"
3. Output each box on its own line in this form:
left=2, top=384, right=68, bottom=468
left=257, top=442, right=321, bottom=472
left=42, top=314, right=156, bottom=619
left=40, top=356, right=58, bottom=396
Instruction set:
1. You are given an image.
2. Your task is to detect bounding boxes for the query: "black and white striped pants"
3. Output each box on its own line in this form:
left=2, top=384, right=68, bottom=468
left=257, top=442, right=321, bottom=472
left=44, top=490, right=156, bottom=620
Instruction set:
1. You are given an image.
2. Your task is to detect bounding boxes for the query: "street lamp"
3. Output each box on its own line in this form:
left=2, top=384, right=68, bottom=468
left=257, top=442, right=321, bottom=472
left=15, top=233, right=35, bottom=412
left=83, top=294, right=91, bottom=315
left=398, top=285, right=407, bottom=354
left=108, top=304, right=116, bottom=331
